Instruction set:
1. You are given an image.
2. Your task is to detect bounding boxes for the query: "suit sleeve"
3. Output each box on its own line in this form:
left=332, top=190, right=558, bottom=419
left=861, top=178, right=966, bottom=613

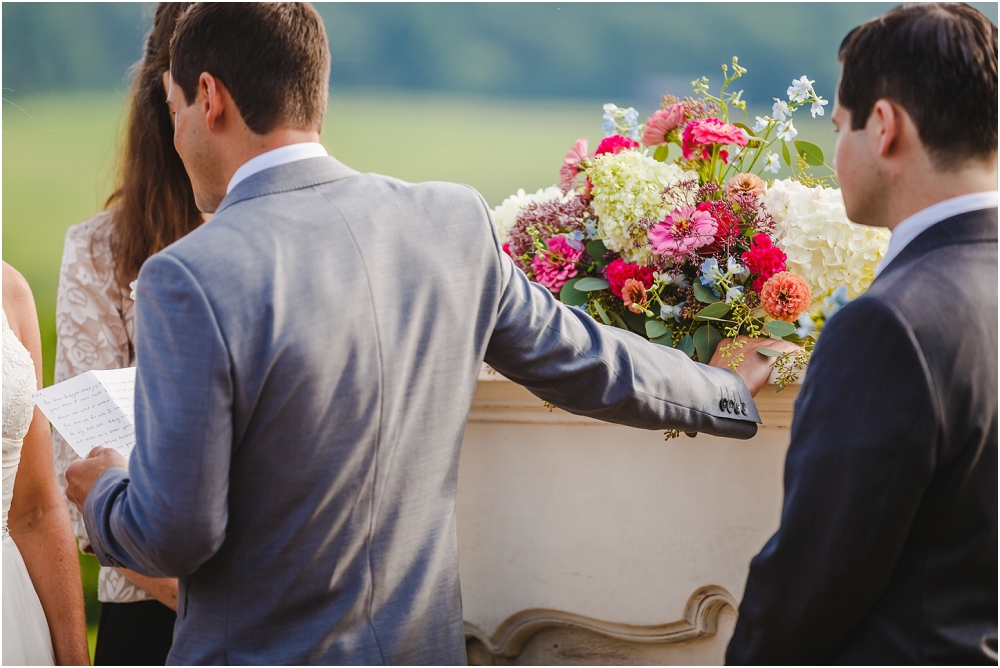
left=726, top=297, right=938, bottom=664
left=482, top=215, right=759, bottom=439
left=83, top=251, right=233, bottom=578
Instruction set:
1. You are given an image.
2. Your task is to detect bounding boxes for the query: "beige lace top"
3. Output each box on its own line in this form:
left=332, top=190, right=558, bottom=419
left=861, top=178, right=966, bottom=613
left=53, top=212, right=150, bottom=604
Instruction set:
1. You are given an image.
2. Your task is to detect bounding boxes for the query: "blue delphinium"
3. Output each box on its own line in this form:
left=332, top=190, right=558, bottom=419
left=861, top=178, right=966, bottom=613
left=661, top=303, right=684, bottom=322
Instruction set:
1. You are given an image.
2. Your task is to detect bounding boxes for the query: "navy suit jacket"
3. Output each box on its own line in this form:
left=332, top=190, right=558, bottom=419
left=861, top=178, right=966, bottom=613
left=727, top=208, right=998, bottom=664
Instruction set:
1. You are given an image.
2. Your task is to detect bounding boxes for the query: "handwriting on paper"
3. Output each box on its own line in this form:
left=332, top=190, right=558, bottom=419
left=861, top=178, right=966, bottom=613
left=32, top=367, right=137, bottom=459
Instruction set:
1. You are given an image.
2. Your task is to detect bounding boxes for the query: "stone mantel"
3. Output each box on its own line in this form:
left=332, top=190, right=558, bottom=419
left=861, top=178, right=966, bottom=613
left=456, top=369, right=798, bottom=665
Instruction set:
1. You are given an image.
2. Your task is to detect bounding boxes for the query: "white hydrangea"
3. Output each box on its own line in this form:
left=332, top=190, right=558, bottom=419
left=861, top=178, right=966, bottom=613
left=589, top=151, right=696, bottom=265
left=492, top=186, right=573, bottom=244
left=764, top=178, right=890, bottom=300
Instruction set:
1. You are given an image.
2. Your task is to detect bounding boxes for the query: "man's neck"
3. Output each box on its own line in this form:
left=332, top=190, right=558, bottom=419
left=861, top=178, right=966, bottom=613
left=223, top=127, right=322, bottom=189
left=883, top=160, right=997, bottom=231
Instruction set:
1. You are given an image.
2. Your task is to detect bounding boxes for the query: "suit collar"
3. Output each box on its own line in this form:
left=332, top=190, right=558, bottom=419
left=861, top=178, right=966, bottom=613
left=215, top=155, right=359, bottom=214
left=875, top=207, right=998, bottom=282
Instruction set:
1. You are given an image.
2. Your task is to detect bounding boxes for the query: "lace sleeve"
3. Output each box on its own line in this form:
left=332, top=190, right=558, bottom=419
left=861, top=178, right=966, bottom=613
left=52, top=214, right=135, bottom=552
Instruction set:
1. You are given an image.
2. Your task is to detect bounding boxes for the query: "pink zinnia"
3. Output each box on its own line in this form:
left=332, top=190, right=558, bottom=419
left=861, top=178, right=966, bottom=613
left=594, top=134, right=639, bottom=156
left=641, top=103, right=686, bottom=147
left=742, top=233, right=787, bottom=292
left=682, top=118, right=748, bottom=161
left=647, top=206, right=718, bottom=261
left=531, top=235, right=583, bottom=294
left=760, top=272, right=812, bottom=322
left=605, top=258, right=654, bottom=301
left=559, top=138, right=590, bottom=190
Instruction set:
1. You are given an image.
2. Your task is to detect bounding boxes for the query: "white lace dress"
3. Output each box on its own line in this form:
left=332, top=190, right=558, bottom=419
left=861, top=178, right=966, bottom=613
left=52, top=213, right=153, bottom=604
left=2, top=310, right=56, bottom=665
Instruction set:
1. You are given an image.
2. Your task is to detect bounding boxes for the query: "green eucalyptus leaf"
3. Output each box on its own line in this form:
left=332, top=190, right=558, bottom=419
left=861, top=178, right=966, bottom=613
left=609, top=311, right=629, bottom=330
left=593, top=300, right=612, bottom=325
left=764, top=320, right=796, bottom=338
left=623, top=310, right=646, bottom=334
left=757, top=348, right=785, bottom=357
left=645, top=319, right=669, bottom=339
left=794, top=140, right=824, bottom=166
left=650, top=328, right=674, bottom=346
left=692, top=282, right=720, bottom=304
left=781, top=140, right=792, bottom=167
left=585, top=240, right=609, bottom=265
left=653, top=144, right=670, bottom=162
left=559, top=278, right=588, bottom=306
left=575, top=277, right=611, bottom=292
left=678, top=334, right=695, bottom=358
left=695, top=302, right=732, bottom=321
left=734, top=122, right=755, bottom=137
left=693, top=324, right=724, bottom=363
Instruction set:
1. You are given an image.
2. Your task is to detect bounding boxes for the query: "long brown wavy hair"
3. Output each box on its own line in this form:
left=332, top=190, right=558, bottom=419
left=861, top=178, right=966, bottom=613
left=103, top=2, right=201, bottom=289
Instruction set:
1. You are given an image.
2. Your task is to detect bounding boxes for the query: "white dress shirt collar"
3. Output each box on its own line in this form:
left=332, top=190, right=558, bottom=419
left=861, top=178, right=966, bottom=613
left=226, top=142, right=329, bottom=194
left=875, top=190, right=999, bottom=277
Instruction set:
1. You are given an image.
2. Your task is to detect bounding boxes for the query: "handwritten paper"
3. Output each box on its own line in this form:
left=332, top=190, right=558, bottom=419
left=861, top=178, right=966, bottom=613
left=32, top=368, right=137, bottom=459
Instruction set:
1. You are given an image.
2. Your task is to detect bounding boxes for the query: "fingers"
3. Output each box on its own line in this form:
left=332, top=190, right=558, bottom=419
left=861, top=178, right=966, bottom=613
left=709, top=335, right=804, bottom=397
left=87, top=446, right=108, bottom=459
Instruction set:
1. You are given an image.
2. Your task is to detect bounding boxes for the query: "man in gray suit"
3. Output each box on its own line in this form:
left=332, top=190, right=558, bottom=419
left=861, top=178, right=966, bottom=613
left=727, top=4, right=997, bottom=664
left=65, top=4, right=783, bottom=664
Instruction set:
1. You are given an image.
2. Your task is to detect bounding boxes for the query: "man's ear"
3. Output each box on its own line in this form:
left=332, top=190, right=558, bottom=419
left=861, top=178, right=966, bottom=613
left=869, top=99, right=900, bottom=159
left=200, top=72, right=226, bottom=132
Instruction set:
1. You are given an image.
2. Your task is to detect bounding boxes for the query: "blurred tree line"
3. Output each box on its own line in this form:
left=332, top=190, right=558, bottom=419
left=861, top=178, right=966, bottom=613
left=5, top=2, right=997, bottom=107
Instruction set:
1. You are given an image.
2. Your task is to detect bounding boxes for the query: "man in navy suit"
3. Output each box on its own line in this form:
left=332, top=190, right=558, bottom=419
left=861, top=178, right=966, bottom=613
left=726, top=3, right=998, bottom=664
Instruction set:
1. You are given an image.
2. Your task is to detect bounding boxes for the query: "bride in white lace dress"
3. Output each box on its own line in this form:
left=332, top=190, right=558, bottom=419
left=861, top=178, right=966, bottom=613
left=3, top=263, right=89, bottom=665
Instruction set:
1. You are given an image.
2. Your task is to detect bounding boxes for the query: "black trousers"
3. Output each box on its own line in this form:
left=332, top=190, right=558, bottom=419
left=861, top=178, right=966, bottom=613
left=94, top=600, right=176, bottom=666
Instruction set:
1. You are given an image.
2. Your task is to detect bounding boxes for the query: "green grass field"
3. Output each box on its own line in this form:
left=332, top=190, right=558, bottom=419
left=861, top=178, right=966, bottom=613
left=2, top=89, right=837, bottom=658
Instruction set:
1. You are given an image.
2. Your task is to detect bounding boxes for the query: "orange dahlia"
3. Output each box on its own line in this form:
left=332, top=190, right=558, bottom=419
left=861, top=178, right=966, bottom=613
left=760, top=272, right=812, bottom=322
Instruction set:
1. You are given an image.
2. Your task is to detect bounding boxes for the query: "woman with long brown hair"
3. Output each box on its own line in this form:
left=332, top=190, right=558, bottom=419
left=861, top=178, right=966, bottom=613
left=53, top=3, right=203, bottom=664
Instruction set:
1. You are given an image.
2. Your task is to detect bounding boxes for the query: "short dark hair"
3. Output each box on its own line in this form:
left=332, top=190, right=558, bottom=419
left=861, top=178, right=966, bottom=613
left=170, top=2, right=330, bottom=134
left=838, top=3, right=997, bottom=167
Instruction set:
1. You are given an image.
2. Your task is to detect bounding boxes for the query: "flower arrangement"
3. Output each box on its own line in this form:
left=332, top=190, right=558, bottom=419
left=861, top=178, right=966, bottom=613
left=494, top=58, right=888, bottom=391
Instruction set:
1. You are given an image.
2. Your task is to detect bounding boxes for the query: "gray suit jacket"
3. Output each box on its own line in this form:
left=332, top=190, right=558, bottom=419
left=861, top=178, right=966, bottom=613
left=84, top=156, right=758, bottom=665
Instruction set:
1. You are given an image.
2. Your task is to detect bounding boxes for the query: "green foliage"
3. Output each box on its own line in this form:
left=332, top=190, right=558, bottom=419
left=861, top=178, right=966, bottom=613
left=650, top=328, right=674, bottom=346
left=694, top=302, right=732, bottom=321
left=608, top=311, right=629, bottom=330
left=794, top=140, right=824, bottom=166
left=764, top=320, right=797, bottom=338
left=781, top=139, right=792, bottom=167
left=593, top=300, right=612, bottom=325
left=621, top=310, right=645, bottom=334
left=574, top=277, right=611, bottom=292
left=677, top=333, right=695, bottom=358
left=645, top=319, right=669, bottom=339
left=559, top=278, right=588, bottom=306
left=692, top=282, right=720, bottom=304
left=693, top=323, right=723, bottom=363
left=585, top=239, right=609, bottom=267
